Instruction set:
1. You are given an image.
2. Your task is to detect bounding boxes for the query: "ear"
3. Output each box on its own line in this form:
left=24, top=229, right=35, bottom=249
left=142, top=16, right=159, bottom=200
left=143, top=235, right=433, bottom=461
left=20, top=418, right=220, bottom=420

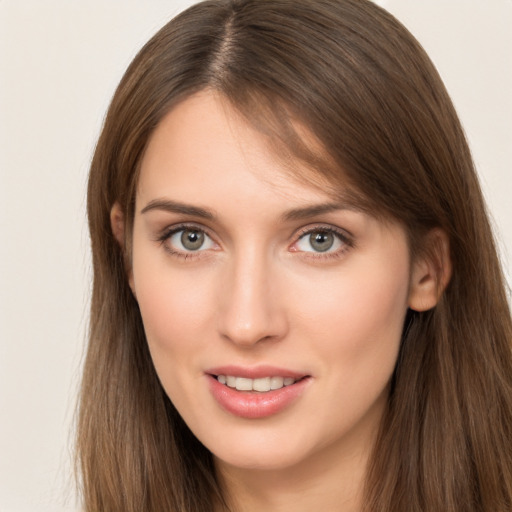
left=110, top=202, right=125, bottom=246
left=408, top=229, right=452, bottom=312
left=110, top=202, right=136, bottom=295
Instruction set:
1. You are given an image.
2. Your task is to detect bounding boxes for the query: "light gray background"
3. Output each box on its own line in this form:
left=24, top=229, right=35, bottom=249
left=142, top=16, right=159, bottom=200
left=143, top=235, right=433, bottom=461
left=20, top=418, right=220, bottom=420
left=1, top=1, right=511, bottom=511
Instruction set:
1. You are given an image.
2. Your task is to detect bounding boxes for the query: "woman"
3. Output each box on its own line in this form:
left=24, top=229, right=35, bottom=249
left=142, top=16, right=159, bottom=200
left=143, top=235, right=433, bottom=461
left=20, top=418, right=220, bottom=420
left=77, top=0, right=512, bottom=511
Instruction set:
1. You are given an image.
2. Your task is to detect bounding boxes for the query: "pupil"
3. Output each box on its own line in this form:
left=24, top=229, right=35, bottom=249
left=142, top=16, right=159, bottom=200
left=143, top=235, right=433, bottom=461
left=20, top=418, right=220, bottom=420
left=181, top=230, right=204, bottom=251
left=310, top=231, right=334, bottom=252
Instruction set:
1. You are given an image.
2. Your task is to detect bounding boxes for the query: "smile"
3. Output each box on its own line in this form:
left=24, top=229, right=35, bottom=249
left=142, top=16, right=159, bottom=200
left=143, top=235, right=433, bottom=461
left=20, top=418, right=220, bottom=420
left=216, top=375, right=298, bottom=392
left=207, top=371, right=311, bottom=419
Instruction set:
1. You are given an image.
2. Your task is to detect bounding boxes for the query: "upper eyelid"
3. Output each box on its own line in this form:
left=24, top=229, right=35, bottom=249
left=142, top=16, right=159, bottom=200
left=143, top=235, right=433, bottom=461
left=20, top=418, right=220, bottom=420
left=158, top=222, right=214, bottom=240
left=157, top=224, right=217, bottom=257
left=293, top=224, right=353, bottom=241
left=290, top=225, right=355, bottom=256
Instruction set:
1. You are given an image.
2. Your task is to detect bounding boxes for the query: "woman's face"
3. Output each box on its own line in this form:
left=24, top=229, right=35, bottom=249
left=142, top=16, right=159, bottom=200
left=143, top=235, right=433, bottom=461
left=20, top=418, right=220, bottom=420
left=129, top=91, right=415, bottom=472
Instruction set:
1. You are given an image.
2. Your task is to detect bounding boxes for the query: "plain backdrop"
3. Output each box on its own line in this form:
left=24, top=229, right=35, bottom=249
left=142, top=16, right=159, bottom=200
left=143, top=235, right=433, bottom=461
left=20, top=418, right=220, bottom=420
left=1, top=1, right=511, bottom=511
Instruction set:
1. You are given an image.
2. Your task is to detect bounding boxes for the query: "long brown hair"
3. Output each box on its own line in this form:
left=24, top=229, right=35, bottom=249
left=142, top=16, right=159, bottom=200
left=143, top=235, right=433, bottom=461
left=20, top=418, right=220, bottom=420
left=78, top=1, right=512, bottom=510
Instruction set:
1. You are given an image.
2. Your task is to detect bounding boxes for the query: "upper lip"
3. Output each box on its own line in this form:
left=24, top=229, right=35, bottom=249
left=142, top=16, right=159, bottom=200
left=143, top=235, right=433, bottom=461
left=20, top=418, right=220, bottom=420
left=206, top=365, right=309, bottom=380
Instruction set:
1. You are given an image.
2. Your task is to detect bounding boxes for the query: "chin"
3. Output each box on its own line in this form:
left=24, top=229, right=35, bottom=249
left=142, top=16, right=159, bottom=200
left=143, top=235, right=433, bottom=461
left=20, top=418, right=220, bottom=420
left=202, top=426, right=321, bottom=473
left=213, top=447, right=307, bottom=472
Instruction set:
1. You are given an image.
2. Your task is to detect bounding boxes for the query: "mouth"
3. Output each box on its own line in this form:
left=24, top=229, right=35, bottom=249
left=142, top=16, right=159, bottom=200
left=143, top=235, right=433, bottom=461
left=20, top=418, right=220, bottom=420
left=213, top=374, right=304, bottom=392
left=206, top=368, right=311, bottom=418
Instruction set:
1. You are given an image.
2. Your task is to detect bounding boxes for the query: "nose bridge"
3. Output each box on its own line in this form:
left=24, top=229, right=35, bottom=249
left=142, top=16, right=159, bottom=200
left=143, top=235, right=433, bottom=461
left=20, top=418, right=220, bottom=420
left=217, top=242, right=285, bottom=346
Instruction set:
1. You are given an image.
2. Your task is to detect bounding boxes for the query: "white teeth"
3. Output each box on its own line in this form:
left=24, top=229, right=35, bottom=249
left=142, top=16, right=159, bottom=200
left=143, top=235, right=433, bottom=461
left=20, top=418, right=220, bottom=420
left=216, top=374, right=299, bottom=392
left=253, top=377, right=271, bottom=392
left=270, top=376, right=284, bottom=390
left=235, top=377, right=253, bottom=391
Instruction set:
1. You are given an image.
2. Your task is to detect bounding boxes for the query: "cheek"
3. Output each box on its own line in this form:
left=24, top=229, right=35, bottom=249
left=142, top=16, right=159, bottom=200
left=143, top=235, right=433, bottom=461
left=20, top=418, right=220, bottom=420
left=132, top=250, right=215, bottom=374
left=285, top=257, right=410, bottom=444
left=292, top=256, right=410, bottom=373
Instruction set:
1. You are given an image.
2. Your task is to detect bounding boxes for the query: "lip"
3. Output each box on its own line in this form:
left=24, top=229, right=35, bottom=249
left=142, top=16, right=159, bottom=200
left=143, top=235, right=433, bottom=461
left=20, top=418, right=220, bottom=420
left=206, top=366, right=311, bottom=419
left=206, top=365, right=306, bottom=380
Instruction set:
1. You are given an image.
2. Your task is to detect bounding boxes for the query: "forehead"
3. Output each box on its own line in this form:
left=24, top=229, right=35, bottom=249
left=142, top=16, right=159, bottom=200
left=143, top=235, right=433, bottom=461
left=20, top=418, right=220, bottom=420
left=137, top=90, right=364, bottom=213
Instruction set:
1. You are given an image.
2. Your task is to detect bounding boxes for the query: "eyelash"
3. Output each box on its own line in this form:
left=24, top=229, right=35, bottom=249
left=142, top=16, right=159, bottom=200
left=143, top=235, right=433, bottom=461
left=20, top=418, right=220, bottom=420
left=156, top=223, right=354, bottom=261
left=292, top=225, right=354, bottom=260
left=156, top=223, right=216, bottom=260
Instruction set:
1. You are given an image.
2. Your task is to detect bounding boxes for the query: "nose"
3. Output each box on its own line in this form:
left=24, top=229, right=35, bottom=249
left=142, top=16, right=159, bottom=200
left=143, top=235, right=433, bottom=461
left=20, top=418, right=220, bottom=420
left=216, top=247, right=288, bottom=347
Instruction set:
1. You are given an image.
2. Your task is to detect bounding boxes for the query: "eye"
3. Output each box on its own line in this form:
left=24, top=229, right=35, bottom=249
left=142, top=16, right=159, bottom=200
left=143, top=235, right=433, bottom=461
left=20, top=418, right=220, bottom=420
left=294, top=228, right=349, bottom=254
left=167, top=227, right=215, bottom=253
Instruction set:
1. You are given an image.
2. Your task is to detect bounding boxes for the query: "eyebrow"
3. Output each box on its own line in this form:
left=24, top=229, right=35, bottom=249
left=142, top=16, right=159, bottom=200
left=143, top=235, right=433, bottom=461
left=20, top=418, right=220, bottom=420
left=281, top=201, right=362, bottom=221
left=141, top=197, right=361, bottom=222
left=140, top=199, right=215, bottom=219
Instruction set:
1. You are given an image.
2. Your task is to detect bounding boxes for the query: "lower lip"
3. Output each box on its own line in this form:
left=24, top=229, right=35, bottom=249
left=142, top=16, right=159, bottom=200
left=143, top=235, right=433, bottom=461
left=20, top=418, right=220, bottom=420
left=207, top=375, right=310, bottom=419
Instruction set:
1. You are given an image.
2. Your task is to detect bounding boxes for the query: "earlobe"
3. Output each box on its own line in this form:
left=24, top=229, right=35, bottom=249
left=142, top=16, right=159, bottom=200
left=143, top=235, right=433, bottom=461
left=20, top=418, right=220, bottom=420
left=408, top=229, right=452, bottom=312
left=110, top=202, right=136, bottom=296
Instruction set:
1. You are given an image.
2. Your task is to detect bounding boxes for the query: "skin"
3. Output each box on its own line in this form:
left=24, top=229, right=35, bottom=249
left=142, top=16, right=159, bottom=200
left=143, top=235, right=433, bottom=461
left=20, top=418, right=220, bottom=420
left=112, top=91, right=445, bottom=512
